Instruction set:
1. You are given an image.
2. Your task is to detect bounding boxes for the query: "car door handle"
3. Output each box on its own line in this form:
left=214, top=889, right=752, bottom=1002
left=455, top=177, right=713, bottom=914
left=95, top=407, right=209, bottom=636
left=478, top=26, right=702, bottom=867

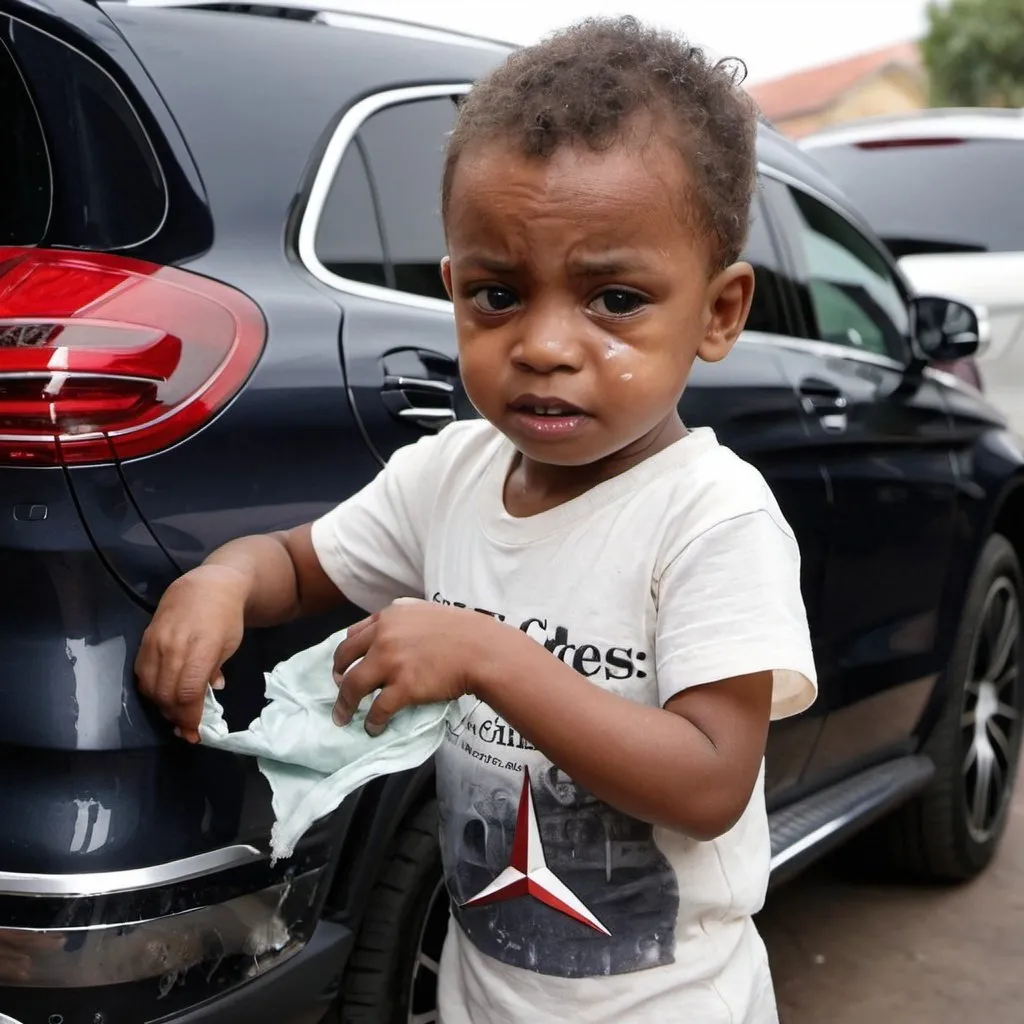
left=381, top=374, right=456, bottom=431
left=799, top=380, right=848, bottom=434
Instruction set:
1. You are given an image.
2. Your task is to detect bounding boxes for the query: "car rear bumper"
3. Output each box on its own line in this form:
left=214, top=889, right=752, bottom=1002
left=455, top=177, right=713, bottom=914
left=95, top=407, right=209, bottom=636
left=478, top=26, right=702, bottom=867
left=0, top=844, right=351, bottom=1023
left=0, top=918, right=351, bottom=1024
left=157, top=918, right=351, bottom=1024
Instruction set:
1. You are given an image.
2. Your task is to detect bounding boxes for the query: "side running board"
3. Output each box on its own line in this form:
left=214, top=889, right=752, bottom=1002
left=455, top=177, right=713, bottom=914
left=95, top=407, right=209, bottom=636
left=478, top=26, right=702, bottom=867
left=768, top=754, right=935, bottom=888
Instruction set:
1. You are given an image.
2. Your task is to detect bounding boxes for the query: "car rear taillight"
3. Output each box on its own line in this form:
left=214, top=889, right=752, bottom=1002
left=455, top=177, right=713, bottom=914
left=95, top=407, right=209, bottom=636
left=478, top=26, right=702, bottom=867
left=0, top=248, right=265, bottom=466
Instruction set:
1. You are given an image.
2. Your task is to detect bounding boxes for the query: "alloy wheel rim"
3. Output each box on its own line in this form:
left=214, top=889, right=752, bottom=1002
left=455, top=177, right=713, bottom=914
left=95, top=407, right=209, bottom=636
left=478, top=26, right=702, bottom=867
left=407, top=878, right=449, bottom=1024
left=962, top=577, right=1022, bottom=844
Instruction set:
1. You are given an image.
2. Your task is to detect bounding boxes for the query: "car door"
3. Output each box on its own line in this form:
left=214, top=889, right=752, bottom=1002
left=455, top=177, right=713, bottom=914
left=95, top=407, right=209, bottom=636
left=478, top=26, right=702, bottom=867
left=682, top=188, right=831, bottom=798
left=763, top=175, right=958, bottom=781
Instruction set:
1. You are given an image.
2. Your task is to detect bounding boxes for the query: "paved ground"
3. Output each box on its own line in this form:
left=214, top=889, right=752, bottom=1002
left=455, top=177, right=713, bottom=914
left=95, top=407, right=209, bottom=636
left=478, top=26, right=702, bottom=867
left=758, top=762, right=1024, bottom=1023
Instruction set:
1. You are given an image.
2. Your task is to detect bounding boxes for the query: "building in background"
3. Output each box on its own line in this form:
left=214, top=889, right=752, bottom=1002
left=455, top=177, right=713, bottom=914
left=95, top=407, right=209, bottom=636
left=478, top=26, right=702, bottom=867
left=749, top=42, right=927, bottom=139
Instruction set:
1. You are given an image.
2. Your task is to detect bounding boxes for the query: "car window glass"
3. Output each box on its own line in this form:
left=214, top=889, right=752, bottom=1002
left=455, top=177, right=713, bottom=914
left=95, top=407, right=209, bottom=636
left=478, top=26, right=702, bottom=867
left=356, top=97, right=456, bottom=301
left=9, top=19, right=166, bottom=250
left=314, top=140, right=388, bottom=289
left=808, top=138, right=1024, bottom=256
left=741, top=189, right=788, bottom=336
left=0, top=30, right=50, bottom=244
left=788, top=187, right=909, bottom=359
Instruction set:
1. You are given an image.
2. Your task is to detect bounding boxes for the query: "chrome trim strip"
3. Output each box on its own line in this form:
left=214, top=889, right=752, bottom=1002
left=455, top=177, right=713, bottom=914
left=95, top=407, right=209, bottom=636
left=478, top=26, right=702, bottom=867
left=297, top=83, right=473, bottom=315
left=0, top=869, right=321, bottom=989
left=385, top=375, right=454, bottom=394
left=757, top=162, right=850, bottom=222
left=770, top=816, right=851, bottom=872
left=741, top=329, right=906, bottom=373
left=398, top=407, right=455, bottom=421
left=0, top=844, right=262, bottom=897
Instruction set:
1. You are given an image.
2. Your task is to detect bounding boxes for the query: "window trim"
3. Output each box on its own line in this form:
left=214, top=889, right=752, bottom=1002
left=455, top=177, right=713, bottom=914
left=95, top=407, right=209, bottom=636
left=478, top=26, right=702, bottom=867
left=297, top=82, right=473, bottom=314
left=759, top=164, right=913, bottom=366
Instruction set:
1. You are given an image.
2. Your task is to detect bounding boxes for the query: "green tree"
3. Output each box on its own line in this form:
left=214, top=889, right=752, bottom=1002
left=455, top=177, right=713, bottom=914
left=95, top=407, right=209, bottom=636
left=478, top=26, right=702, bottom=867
left=923, top=0, right=1024, bottom=107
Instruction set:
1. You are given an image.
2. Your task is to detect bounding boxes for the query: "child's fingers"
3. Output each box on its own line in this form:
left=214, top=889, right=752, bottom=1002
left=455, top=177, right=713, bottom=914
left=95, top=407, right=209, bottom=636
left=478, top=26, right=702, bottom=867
left=170, top=698, right=204, bottom=744
left=332, top=622, right=377, bottom=683
left=344, top=613, right=377, bottom=639
left=332, top=651, right=383, bottom=726
left=364, top=686, right=403, bottom=737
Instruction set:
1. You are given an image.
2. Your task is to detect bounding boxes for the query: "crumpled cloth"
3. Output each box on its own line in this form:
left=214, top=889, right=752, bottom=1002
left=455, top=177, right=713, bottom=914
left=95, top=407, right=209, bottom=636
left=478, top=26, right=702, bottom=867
left=199, top=627, right=462, bottom=861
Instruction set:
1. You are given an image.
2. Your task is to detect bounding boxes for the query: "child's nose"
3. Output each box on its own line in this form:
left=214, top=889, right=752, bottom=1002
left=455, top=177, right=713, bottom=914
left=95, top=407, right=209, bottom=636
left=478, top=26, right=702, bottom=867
left=512, top=313, right=585, bottom=375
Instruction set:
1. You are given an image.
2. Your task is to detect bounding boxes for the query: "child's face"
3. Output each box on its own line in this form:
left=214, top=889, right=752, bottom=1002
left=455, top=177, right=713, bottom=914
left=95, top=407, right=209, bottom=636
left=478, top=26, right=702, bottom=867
left=441, top=135, right=754, bottom=468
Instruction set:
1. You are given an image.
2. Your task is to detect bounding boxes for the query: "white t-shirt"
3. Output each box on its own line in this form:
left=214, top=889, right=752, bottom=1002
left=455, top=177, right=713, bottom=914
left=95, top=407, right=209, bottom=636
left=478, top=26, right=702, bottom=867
left=311, top=420, right=817, bottom=1024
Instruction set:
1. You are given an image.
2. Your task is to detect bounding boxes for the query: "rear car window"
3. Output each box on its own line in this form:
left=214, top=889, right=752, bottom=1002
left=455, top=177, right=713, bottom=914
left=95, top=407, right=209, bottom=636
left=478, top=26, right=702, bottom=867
left=314, top=95, right=458, bottom=301
left=2, top=15, right=166, bottom=250
left=808, top=137, right=1024, bottom=257
left=0, top=34, right=50, bottom=244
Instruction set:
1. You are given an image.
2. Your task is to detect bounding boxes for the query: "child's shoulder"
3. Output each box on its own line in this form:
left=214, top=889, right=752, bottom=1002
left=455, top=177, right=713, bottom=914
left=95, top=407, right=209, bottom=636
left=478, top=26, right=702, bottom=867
left=642, top=430, right=795, bottom=559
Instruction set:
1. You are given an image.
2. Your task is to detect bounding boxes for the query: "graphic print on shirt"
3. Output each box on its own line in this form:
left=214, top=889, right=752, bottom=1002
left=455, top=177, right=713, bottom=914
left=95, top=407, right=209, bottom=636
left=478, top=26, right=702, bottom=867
left=462, top=767, right=611, bottom=936
left=432, top=593, right=680, bottom=979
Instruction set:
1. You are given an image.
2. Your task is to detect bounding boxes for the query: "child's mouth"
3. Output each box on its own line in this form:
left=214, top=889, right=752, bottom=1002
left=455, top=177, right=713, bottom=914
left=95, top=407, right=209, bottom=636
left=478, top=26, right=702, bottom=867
left=508, top=396, right=589, bottom=438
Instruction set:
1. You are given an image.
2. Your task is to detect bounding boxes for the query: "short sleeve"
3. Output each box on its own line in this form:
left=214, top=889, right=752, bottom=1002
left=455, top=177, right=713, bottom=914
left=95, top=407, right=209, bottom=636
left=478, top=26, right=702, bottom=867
left=310, top=434, right=438, bottom=613
left=654, top=510, right=818, bottom=720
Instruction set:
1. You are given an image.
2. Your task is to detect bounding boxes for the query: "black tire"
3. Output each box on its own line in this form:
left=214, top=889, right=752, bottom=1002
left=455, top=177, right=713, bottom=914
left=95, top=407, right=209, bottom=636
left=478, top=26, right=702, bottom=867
left=867, top=533, right=1024, bottom=882
left=336, top=798, right=449, bottom=1024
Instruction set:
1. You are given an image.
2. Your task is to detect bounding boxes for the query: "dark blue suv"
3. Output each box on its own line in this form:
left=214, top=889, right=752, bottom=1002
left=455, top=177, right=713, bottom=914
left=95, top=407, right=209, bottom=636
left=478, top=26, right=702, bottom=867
left=1, top=2, right=1022, bottom=1023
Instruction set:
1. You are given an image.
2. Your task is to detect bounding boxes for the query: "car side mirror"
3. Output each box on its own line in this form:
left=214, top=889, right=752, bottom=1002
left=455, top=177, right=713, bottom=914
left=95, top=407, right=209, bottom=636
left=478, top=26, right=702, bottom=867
left=911, top=295, right=988, bottom=364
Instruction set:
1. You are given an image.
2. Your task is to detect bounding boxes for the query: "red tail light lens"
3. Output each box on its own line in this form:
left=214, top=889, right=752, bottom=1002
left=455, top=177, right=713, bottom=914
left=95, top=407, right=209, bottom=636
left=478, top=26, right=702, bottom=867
left=0, top=248, right=265, bottom=466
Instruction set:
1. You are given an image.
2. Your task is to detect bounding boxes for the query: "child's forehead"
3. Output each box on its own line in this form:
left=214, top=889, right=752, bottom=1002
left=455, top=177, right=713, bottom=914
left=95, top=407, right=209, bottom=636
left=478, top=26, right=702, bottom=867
left=446, top=137, right=704, bottom=253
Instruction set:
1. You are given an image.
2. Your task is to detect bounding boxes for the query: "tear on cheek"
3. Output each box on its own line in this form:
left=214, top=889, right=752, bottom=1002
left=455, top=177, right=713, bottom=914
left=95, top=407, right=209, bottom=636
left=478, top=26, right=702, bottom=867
left=604, top=339, right=628, bottom=360
left=620, top=372, right=634, bottom=382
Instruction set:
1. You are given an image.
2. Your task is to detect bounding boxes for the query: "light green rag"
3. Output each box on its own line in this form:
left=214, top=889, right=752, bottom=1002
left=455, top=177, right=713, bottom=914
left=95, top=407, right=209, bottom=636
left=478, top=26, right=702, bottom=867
left=199, top=627, right=463, bottom=861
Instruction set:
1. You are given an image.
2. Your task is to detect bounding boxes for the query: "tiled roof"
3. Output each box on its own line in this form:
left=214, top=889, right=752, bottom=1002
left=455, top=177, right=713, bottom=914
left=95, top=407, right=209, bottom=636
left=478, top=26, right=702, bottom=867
left=748, top=42, right=921, bottom=122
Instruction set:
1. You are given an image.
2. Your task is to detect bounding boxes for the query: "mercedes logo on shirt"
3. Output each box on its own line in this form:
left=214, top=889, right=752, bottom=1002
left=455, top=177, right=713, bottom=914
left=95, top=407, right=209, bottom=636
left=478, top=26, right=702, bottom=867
left=461, top=767, right=611, bottom=935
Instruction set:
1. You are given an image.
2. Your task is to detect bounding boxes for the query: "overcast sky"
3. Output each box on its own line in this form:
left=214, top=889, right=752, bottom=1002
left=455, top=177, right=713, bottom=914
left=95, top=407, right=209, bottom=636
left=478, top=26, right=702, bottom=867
left=336, top=0, right=931, bottom=83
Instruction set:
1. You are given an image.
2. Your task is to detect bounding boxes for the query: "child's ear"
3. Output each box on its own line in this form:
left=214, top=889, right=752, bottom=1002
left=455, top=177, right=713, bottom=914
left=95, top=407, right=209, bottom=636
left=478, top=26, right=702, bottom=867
left=697, top=262, right=756, bottom=364
left=440, top=256, right=454, bottom=301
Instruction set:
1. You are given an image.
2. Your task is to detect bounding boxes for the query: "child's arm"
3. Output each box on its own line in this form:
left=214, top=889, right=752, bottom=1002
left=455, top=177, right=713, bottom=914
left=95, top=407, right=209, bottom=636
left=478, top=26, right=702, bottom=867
left=135, top=524, right=349, bottom=742
left=136, top=429, right=443, bottom=743
left=333, top=601, right=770, bottom=840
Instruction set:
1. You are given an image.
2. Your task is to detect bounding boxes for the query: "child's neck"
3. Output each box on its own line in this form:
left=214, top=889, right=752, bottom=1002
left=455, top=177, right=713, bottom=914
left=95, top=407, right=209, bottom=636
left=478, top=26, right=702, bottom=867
left=502, top=415, right=687, bottom=518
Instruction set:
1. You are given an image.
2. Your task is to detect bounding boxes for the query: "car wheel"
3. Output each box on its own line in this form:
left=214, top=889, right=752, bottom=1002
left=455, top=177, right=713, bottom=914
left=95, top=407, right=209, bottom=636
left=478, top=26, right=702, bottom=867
left=337, top=798, right=448, bottom=1024
left=871, top=533, right=1024, bottom=882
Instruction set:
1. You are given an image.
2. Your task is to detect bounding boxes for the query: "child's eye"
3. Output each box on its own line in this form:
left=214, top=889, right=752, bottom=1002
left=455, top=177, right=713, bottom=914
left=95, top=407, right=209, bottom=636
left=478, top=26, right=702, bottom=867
left=588, top=289, right=646, bottom=317
left=471, top=286, right=518, bottom=313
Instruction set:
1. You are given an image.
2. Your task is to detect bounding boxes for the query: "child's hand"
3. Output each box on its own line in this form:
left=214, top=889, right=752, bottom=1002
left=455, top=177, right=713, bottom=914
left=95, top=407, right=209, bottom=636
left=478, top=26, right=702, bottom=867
left=135, top=565, right=248, bottom=743
left=331, top=600, right=499, bottom=735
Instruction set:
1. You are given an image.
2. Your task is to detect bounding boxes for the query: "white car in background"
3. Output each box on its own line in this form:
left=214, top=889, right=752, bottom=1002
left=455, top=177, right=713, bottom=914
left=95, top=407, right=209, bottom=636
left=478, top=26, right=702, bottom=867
left=801, top=109, right=1024, bottom=432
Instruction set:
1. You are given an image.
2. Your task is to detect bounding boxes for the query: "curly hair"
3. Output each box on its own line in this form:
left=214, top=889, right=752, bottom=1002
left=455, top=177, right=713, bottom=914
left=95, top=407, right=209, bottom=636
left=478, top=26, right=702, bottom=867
left=442, top=16, right=760, bottom=268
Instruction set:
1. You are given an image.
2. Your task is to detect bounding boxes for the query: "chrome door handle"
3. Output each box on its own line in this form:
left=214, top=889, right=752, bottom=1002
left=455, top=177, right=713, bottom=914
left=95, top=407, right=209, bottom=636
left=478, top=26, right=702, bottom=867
left=398, top=407, right=456, bottom=426
left=799, top=380, right=849, bottom=435
left=381, top=374, right=456, bottom=432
